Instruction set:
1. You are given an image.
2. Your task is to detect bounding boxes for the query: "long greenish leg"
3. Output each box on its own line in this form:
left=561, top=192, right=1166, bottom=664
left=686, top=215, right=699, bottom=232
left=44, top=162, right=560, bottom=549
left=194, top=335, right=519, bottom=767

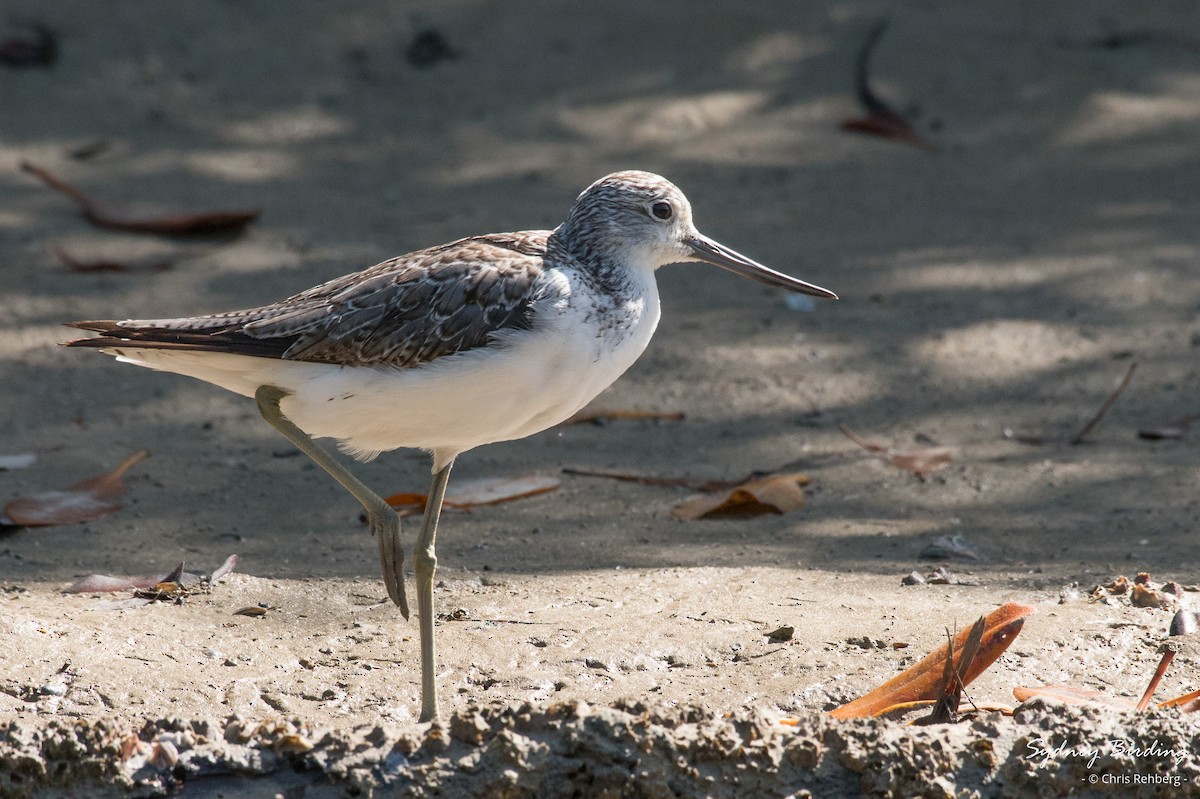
left=415, top=459, right=453, bottom=723
left=254, top=385, right=409, bottom=619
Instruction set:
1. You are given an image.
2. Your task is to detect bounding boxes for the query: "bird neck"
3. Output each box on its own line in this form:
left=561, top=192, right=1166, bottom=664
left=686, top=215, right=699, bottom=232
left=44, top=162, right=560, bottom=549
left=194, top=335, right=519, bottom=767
left=548, top=224, right=656, bottom=294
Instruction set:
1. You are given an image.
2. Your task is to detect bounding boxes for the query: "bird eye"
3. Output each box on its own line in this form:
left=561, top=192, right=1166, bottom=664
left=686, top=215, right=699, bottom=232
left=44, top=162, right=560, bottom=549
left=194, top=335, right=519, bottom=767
left=650, top=201, right=673, bottom=221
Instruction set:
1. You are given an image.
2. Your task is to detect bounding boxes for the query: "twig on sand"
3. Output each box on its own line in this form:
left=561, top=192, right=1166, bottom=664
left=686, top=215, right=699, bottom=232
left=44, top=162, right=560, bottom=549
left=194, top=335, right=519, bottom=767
left=1069, top=362, right=1137, bottom=445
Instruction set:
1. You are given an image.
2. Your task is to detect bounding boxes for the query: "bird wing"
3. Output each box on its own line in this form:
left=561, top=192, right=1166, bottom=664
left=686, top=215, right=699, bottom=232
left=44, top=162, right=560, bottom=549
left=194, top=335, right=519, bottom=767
left=66, top=232, right=552, bottom=368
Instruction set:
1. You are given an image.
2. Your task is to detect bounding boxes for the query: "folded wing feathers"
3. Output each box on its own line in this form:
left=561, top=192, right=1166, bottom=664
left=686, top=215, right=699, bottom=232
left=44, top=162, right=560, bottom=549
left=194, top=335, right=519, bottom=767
left=64, top=234, right=550, bottom=368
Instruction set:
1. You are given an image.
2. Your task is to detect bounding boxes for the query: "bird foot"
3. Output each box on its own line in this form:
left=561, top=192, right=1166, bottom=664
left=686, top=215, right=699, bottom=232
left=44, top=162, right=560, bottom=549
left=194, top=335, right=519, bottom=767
left=370, top=510, right=410, bottom=618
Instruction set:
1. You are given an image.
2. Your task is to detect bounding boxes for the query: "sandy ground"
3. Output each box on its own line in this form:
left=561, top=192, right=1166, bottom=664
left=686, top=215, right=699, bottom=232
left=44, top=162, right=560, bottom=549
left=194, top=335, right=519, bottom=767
left=2, top=1, right=1199, bottom=796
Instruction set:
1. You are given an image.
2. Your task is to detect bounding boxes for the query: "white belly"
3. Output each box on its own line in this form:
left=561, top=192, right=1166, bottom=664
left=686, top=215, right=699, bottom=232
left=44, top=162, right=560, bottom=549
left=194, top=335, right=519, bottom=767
left=109, top=279, right=661, bottom=466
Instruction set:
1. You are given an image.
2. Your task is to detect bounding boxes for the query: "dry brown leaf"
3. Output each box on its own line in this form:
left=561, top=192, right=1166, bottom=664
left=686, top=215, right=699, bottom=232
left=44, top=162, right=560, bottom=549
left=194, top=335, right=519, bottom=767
left=829, top=602, right=1034, bottom=719
left=825, top=699, right=1014, bottom=722
left=448, top=475, right=561, bottom=505
left=4, top=450, right=149, bottom=527
left=65, top=574, right=151, bottom=594
left=1017, top=665, right=1198, bottom=714
left=841, top=20, right=939, bottom=152
left=1018, top=608, right=1200, bottom=714
left=66, top=556, right=234, bottom=595
left=68, top=565, right=187, bottom=595
left=1160, top=689, right=1200, bottom=712
left=53, top=246, right=175, bottom=274
left=887, top=447, right=955, bottom=476
left=841, top=115, right=938, bottom=151
left=671, top=472, right=809, bottom=520
left=211, top=554, right=238, bottom=582
left=381, top=492, right=431, bottom=515
left=21, top=161, right=260, bottom=237
left=1012, top=684, right=1137, bottom=710
left=385, top=475, right=560, bottom=516
left=839, top=423, right=955, bottom=477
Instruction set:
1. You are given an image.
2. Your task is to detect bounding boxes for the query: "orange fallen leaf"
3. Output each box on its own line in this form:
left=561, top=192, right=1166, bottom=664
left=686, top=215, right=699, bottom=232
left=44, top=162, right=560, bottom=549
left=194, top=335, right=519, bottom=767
left=839, top=422, right=954, bottom=477
left=21, top=161, right=260, bottom=237
left=1012, top=685, right=1137, bottom=710
left=383, top=492, right=432, bottom=514
left=671, top=472, right=809, bottom=520
left=829, top=601, right=1034, bottom=719
left=816, top=699, right=1014, bottom=722
left=4, top=450, right=149, bottom=527
left=385, top=475, right=560, bottom=516
left=1160, top=689, right=1200, bottom=712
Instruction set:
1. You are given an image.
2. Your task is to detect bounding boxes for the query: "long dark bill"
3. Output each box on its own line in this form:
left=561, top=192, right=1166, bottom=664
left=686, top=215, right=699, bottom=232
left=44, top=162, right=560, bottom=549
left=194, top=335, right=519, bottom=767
left=687, top=234, right=838, bottom=299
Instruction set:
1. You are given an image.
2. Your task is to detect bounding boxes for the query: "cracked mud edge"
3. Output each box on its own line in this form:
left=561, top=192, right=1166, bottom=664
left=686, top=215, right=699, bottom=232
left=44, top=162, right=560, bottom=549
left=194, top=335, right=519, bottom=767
left=2, top=699, right=1198, bottom=798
